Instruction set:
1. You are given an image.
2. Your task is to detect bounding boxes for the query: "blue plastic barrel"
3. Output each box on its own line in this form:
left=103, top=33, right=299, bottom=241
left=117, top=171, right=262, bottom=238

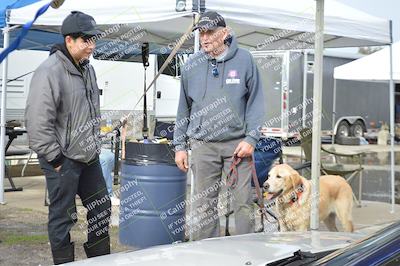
left=119, top=161, right=187, bottom=249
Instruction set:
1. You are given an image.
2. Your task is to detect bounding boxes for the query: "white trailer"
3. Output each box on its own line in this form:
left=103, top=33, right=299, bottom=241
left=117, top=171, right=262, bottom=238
left=252, top=50, right=388, bottom=141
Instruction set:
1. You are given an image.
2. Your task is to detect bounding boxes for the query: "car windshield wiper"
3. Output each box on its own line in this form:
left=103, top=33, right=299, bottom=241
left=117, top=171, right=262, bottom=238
left=266, top=250, right=317, bottom=266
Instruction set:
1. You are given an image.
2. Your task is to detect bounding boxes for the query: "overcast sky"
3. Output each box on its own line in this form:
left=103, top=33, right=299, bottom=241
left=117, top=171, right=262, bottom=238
left=337, top=0, right=399, bottom=42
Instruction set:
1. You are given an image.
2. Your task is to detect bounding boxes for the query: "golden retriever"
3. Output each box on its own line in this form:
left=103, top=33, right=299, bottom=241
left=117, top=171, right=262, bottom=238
left=263, top=164, right=354, bottom=232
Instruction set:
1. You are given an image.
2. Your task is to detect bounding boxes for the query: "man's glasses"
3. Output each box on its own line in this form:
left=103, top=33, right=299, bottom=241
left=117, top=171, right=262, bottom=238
left=211, top=59, right=219, bottom=77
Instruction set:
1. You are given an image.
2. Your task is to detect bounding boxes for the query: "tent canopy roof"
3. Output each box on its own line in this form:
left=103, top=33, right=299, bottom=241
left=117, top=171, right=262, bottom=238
left=4, top=0, right=391, bottom=54
left=334, top=42, right=400, bottom=82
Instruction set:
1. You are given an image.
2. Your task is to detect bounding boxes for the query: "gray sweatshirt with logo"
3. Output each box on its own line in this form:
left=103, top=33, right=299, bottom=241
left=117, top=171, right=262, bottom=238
left=173, top=35, right=265, bottom=151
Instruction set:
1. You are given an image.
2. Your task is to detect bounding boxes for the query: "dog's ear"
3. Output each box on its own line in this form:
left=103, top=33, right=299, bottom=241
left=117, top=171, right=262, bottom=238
left=288, top=170, right=303, bottom=190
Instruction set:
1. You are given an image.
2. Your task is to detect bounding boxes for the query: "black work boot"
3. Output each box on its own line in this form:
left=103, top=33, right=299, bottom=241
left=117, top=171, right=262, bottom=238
left=51, top=242, right=74, bottom=265
left=83, top=236, right=110, bottom=258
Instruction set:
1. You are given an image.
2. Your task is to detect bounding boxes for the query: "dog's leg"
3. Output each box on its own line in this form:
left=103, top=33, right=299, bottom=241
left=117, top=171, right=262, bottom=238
left=337, top=213, right=354, bottom=232
left=279, top=222, right=288, bottom=232
left=334, top=200, right=354, bottom=232
left=323, top=213, right=338, bottom=232
left=297, top=223, right=309, bottom=232
left=277, top=210, right=289, bottom=232
left=343, top=220, right=354, bottom=232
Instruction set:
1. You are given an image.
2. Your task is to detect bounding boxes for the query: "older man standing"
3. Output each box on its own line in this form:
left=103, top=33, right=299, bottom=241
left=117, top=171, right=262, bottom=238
left=173, top=11, right=265, bottom=240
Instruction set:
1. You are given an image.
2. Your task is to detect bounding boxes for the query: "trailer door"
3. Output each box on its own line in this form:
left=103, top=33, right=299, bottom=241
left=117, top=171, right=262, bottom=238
left=252, top=52, right=285, bottom=137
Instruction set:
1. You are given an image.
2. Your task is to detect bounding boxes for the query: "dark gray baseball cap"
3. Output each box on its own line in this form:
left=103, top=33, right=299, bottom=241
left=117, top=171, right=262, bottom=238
left=193, top=11, right=226, bottom=32
left=61, top=11, right=102, bottom=36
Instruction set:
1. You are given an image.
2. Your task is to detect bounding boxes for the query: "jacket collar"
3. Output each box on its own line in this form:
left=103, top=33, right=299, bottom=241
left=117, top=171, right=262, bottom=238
left=56, top=51, right=83, bottom=76
left=50, top=43, right=89, bottom=76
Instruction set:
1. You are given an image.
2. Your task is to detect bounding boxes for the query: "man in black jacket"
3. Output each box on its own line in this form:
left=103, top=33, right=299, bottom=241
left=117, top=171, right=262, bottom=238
left=25, top=11, right=110, bottom=264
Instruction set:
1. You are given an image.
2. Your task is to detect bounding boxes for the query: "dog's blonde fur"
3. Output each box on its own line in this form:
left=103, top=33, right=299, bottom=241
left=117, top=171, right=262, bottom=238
left=264, top=164, right=354, bottom=232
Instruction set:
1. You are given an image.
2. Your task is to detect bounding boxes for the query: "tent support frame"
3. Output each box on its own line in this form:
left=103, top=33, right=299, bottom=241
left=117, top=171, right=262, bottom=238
left=0, top=10, right=10, bottom=204
left=389, top=20, right=395, bottom=213
left=332, top=78, right=337, bottom=144
left=310, top=0, right=324, bottom=230
left=331, top=20, right=395, bottom=213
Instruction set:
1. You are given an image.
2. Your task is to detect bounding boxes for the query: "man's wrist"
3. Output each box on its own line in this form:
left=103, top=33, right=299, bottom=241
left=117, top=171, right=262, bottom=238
left=243, top=136, right=258, bottom=148
left=174, top=144, right=187, bottom=152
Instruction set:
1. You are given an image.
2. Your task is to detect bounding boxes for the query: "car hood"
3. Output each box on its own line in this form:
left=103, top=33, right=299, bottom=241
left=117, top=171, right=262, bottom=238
left=64, top=228, right=380, bottom=266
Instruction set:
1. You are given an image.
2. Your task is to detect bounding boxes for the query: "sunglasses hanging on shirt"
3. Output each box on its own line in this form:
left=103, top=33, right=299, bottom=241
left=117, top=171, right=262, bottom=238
left=211, top=59, right=219, bottom=77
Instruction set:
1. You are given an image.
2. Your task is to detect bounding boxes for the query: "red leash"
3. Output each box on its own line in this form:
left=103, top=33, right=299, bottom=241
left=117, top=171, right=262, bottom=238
left=226, top=156, right=242, bottom=189
left=226, top=155, right=279, bottom=226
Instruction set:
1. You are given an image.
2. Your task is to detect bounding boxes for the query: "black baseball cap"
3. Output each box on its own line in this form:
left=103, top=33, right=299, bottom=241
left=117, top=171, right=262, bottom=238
left=193, top=11, right=226, bottom=32
left=61, top=11, right=102, bottom=36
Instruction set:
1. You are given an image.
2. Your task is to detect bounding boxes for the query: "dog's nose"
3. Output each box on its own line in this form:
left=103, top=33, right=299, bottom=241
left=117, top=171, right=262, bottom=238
left=263, top=182, right=270, bottom=190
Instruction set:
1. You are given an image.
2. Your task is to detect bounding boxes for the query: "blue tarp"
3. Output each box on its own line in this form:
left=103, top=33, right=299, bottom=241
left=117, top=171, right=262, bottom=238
left=0, top=0, right=60, bottom=53
left=0, top=27, right=170, bottom=55
left=0, top=1, right=191, bottom=61
left=0, top=0, right=41, bottom=28
left=0, top=3, right=189, bottom=61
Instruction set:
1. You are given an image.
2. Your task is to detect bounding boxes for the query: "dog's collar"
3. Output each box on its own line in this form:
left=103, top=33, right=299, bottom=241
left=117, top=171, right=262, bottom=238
left=290, top=183, right=304, bottom=205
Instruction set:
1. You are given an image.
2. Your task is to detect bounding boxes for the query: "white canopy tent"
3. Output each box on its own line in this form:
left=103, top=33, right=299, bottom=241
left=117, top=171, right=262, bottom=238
left=1, top=0, right=392, bottom=229
left=334, top=41, right=397, bottom=213
left=7, top=0, right=390, bottom=49
left=334, top=42, right=400, bottom=81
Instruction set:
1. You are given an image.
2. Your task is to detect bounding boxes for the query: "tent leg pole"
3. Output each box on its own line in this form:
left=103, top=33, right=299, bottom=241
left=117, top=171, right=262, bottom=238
left=0, top=25, right=10, bottom=204
left=389, top=43, right=395, bottom=214
left=302, top=51, right=308, bottom=129
left=302, top=51, right=308, bottom=164
left=311, top=0, right=324, bottom=230
left=189, top=12, right=200, bottom=241
left=332, top=79, right=337, bottom=144
left=153, top=55, right=157, bottom=115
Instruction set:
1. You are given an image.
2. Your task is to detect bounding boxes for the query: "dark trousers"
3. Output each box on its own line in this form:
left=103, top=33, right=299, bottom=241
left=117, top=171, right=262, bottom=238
left=39, top=157, right=111, bottom=251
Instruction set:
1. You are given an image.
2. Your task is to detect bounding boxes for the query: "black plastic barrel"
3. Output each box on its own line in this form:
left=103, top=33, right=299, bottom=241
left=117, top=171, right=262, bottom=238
left=119, top=142, right=187, bottom=249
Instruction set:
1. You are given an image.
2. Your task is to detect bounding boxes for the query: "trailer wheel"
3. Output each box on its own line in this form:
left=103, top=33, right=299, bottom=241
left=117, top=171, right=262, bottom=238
left=336, top=120, right=350, bottom=139
left=350, top=120, right=365, bottom=138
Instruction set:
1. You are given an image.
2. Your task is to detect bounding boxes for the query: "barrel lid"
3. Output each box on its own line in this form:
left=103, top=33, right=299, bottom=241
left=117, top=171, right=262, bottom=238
left=124, top=142, right=175, bottom=165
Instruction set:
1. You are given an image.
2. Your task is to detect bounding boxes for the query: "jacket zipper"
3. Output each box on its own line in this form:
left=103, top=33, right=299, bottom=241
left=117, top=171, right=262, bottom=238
left=82, top=69, right=98, bottom=154
left=65, top=113, right=71, bottom=150
left=82, top=70, right=95, bottom=120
